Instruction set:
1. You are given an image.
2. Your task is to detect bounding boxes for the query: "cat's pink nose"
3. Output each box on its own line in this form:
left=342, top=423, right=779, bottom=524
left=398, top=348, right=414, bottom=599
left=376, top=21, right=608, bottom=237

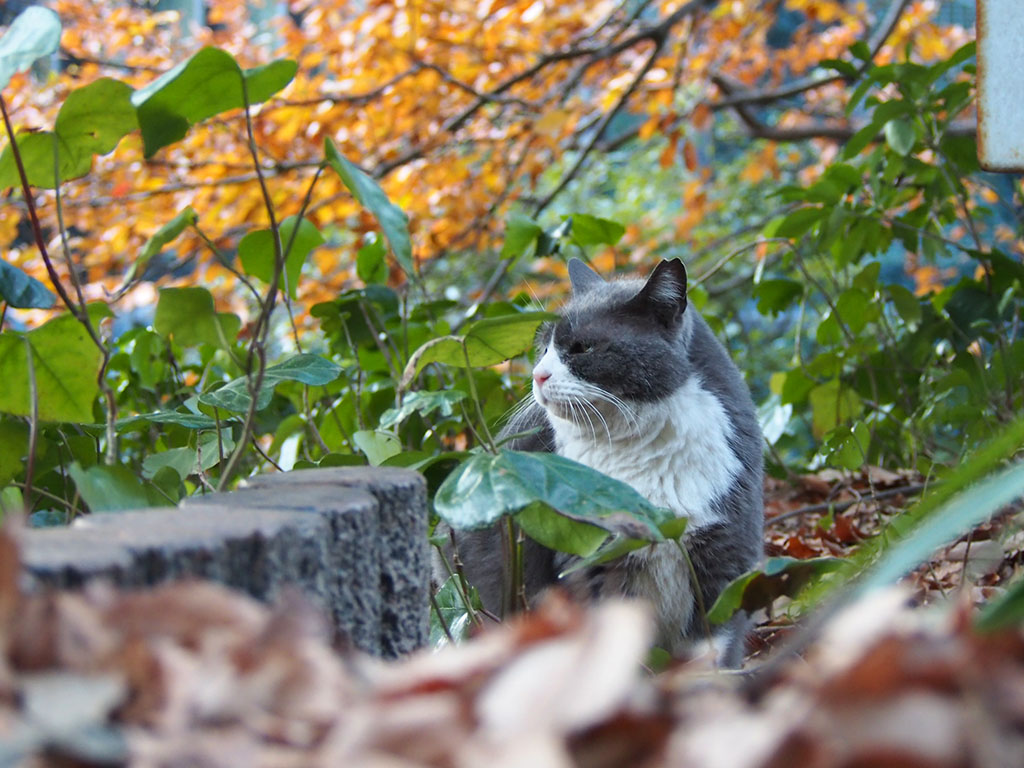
left=533, top=371, right=551, bottom=387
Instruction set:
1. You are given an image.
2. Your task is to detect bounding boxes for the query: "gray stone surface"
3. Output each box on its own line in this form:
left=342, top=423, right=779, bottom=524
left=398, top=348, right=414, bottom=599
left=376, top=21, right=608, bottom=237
left=20, top=468, right=429, bottom=658
left=181, top=486, right=381, bottom=652
left=241, top=467, right=430, bottom=657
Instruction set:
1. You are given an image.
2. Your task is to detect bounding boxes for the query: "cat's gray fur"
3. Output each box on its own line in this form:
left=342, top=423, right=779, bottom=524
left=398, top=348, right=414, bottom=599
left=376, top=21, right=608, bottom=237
left=451, top=258, right=764, bottom=667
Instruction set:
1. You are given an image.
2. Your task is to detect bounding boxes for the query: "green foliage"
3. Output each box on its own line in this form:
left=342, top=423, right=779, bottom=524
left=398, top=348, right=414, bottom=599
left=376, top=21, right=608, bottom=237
left=0, top=314, right=103, bottom=423
left=0, top=78, right=138, bottom=188
left=0, top=6, right=59, bottom=91
left=153, top=287, right=240, bottom=349
left=435, top=450, right=670, bottom=540
left=131, top=47, right=297, bottom=157
left=0, top=260, right=54, bottom=309
left=2, top=16, right=1023, bottom=646
left=760, top=43, right=1014, bottom=472
left=239, top=216, right=325, bottom=299
left=324, top=138, right=414, bottom=276
left=707, top=556, right=844, bottom=625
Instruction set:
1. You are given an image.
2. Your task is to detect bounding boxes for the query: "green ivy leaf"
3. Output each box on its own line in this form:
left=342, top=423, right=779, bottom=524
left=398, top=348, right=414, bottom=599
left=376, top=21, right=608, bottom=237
left=404, top=311, right=556, bottom=381
left=0, top=6, right=61, bottom=92
left=515, top=502, right=608, bottom=557
left=430, top=575, right=482, bottom=648
left=808, top=379, right=861, bottom=439
left=501, top=215, right=543, bottom=258
left=132, top=47, right=297, bottom=157
left=114, top=410, right=220, bottom=431
left=706, top=556, right=844, bottom=624
left=0, top=260, right=54, bottom=309
left=324, top=138, right=414, bottom=276
left=568, top=213, right=626, bottom=247
left=825, top=422, right=871, bottom=471
left=352, top=429, right=401, bottom=465
left=0, top=420, right=27, bottom=485
left=68, top=461, right=166, bottom=512
left=198, top=353, right=341, bottom=413
left=0, top=315, right=103, bottom=423
left=356, top=234, right=388, bottom=284
left=884, top=118, right=916, bottom=156
left=753, top=278, right=803, bottom=316
left=141, top=447, right=196, bottom=481
left=238, top=216, right=324, bottom=299
left=776, top=207, right=823, bottom=239
left=153, top=287, right=240, bottom=349
left=0, top=78, right=137, bottom=189
left=435, top=450, right=668, bottom=540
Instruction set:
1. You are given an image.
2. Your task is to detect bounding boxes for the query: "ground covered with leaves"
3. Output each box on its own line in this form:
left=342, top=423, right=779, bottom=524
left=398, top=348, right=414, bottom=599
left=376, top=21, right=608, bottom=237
left=4, top=469, right=1024, bottom=768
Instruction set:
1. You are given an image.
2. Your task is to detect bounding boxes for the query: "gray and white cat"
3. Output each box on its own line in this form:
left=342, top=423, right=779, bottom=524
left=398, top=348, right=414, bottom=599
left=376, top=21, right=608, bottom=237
left=454, top=257, right=764, bottom=666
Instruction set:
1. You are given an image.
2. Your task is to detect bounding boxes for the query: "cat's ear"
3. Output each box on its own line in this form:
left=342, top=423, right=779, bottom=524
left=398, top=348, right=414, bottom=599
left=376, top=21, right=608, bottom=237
left=634, top=259, right=687, bottom=327
left=568, top=258, right=605, bottom=294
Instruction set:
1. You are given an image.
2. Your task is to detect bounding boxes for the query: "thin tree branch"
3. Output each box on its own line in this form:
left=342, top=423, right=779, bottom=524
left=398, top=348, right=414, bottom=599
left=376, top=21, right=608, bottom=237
left=709, top=0, right=911, bottom=111
left=767, top=483, right=929, bottom=526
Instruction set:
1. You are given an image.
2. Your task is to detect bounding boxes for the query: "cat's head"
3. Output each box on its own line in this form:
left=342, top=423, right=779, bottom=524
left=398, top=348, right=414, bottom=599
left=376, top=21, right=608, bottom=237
left=531, top=258, right=693, bottom=427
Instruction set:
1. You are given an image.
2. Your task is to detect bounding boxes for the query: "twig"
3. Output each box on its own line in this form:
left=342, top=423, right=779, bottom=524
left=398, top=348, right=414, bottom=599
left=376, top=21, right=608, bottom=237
left=766, top=483, right=930, bottom=527
left=51, top=138, right=118, bottom=465
left=429, top=587, right=456, bottom=645
left=709, top=0, right=911, bottom=111
left=22, top=338, right=38, bottom=511
left=217, top=76, right=285, bottom=491
left=533, top=34, right=666, bottom=216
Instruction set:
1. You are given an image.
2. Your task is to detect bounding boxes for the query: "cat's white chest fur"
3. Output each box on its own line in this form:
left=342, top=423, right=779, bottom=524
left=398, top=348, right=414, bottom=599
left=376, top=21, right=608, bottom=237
left=536, top=342, right=742, bottom=528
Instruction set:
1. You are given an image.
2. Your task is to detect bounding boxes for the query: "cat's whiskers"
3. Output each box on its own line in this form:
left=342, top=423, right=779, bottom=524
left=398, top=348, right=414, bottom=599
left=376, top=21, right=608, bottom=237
left=575, top=382, right=640, bottom=439
left=569, top=395, right=599, bottom=442
left=500, top=392, right=537, bottom=428
left=577, top=397, right=614, bottom=444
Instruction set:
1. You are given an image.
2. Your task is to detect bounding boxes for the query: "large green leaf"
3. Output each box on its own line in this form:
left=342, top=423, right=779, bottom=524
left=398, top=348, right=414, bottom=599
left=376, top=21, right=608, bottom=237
left=569, top=214, right=625, bottom=247
left=68, top=462, right=165, bottom=512
left=0, top=6, right=60, bottom=92
left=352, top=429, right=401, bottom=466
left=706, top=556, right=844, bottom=624
left=198, top=353, right=341, bottom=413
left=0, top=260, right=54, bottom=308
left=356, top=234, right=388, bottom=284
left=238, top=216, right=324, bottom=299
left=501, top=215, right=543, bottom=258
left=435, top=450, right=667, bottom=540
left=0, top=315, right=102, bottom=423
left=324, top=138, right=413, bottom=275
left=753, top=278, right=803, bottom=316
left=404, top=311, right=555, bottom=381
left=884, top=118, right=916, bottom=156
left=558, top=516, right=688, bottom=576
left=515, top=502, right=608, bottom=557
left=0, top=419, right=27, bottom=485
left=0, top=78, right=137, bottom=188
left=808, top=379, right=861, bottom=439
left=131, top=47, right=297, bottom=157
left=153, top=287, right=240, bottom=349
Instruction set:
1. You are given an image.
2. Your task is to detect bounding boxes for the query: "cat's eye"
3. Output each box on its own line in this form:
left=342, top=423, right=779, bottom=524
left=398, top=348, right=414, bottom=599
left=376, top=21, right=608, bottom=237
left=568, top=341, right=592, bottom=355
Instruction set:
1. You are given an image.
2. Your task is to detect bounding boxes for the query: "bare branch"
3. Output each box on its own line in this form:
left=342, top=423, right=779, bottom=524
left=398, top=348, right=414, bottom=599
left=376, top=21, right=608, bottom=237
left=709, top=0, right=911, bottom=111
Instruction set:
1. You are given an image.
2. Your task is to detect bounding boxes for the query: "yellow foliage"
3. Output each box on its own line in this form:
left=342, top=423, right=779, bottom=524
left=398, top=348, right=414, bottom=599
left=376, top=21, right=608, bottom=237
left=0, top=0, right=969, bottom=324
